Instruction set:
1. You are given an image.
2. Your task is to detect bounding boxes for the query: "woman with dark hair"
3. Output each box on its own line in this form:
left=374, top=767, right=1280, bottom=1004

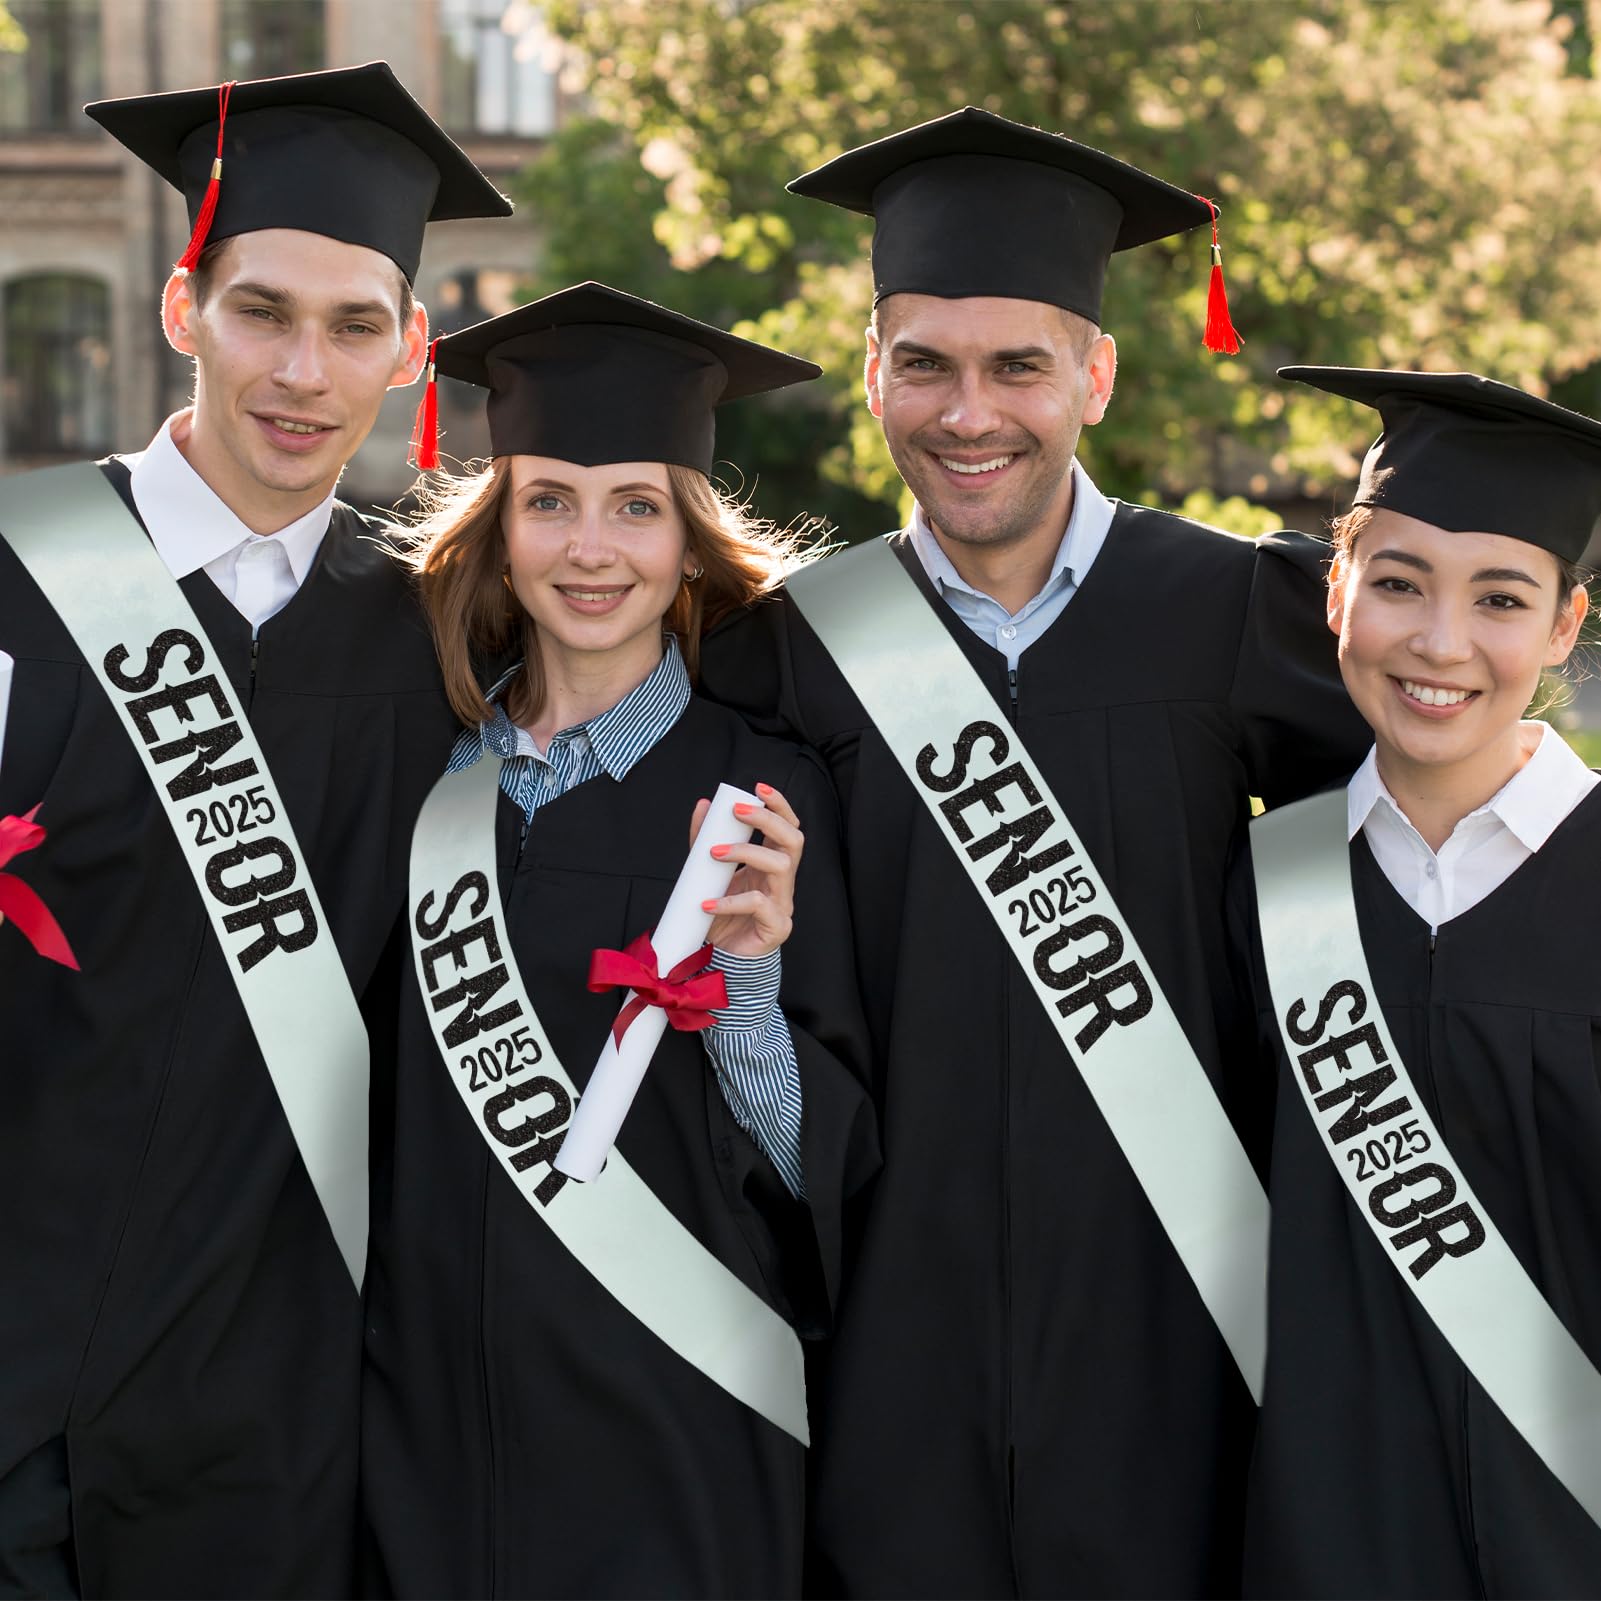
left=361, top=284, right=877, bottom=1599
left=1236, top=367, right=1601, bottom=1598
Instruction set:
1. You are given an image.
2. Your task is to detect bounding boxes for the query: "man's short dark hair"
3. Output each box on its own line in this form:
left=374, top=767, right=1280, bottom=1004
left=184, top=235, right=416, bottom=341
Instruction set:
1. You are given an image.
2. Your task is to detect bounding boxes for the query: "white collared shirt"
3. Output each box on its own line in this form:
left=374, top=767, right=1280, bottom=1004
left=907, top=459, right=1116, bottom=669
left=1348, top=721, right=1597, bottom=931
left=125, top=411, right=336, bottom=633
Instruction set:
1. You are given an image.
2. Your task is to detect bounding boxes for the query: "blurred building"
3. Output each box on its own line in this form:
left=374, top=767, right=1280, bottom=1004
left=0, top=0, right=558, bottom=508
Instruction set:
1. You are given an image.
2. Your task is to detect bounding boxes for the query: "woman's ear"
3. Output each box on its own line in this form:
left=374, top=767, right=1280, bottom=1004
left=1547, top=582, right=1589, bottom=667
left=1326, top=552, right=1350, bottom=638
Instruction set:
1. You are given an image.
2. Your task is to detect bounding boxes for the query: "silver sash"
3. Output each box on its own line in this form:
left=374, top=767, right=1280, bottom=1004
left=1253, top=787, right=1601, bottom=1528
left=788, top=536, right=1268, bottom=1399
left=407, top=752, right=809, bottom=1442
left=0, top=463, right=369, bottom=1287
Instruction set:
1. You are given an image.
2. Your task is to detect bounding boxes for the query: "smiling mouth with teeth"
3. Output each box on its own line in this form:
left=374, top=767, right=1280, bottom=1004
left=270, top=419, right=329, bottom=435
left=939, top=454, right=1015, bottom=476
left=560, top=587, right=630, bottom=601
left=1399, top=679, right=1477, bottom=707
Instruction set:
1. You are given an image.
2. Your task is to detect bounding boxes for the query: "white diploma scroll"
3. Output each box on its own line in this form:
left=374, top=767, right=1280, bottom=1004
left=0, top=649, right=13, bottom=778
left=554, top=781, right=760, bottom=1182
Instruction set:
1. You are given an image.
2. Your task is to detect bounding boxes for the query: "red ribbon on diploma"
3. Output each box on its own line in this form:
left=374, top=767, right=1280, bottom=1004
left=587, top=932, right=728, bottom=1047
left=0, top=808, right=80, bottom=970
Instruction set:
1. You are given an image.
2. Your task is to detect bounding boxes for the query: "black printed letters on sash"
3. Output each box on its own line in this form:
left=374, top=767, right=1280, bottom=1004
left=915, top=718, right=1154, bottom=1051
left=104, top=626, right=316, bottom=974
left=1284, top=976, right=1487, bottom=1279
left=414, top=869, right=566, bottom=1205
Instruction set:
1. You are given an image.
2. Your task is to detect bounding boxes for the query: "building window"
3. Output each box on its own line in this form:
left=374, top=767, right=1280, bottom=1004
left=3, top=275, right=113, bottom=460
left=218, top=0, right=326, bottom=80
left=439, top=0, right=557, bottom=137
left=0, top=0, right=103, bottom=135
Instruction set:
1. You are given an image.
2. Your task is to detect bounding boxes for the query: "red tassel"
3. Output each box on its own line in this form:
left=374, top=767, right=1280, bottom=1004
left=409, top=338, right=441, bottom=470
left=176, top=81, right=235, bottom=273
left=1197, top=195, right=1242, bottom=356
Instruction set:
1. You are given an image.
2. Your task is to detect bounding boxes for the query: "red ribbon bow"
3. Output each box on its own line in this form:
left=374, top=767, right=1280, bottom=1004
left=0, top=807, right=79, bottom=970
left=588, top=931, right=728, bottom=1047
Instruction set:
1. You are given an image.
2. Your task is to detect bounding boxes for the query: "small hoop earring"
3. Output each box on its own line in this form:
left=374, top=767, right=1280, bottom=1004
left=684, top=561, right=705, bottom=583
left=502, top=570, right=515, bottom=594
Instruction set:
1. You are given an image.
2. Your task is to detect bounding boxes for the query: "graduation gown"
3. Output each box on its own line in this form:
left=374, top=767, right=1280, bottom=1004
left=360, top=696, right=878, bottom=1600
left=0, top=458, right=459, bottom=1598
left=696, top=507, right=1372, bottom=1599
left=1238, top=790, right=1601, bottom=1599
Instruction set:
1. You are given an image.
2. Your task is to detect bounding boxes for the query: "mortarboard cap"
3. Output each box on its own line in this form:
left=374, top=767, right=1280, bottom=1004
left=788, top=105, right=1238, bottom=348
left=86, top=61, right=513, bottom=283
left=413, top=282, right=821, bottom=474
left=1281, top=366, right=1601, bottom=564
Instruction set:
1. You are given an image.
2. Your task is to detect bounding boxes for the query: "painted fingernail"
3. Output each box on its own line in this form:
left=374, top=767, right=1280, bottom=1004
left=701, top=899, right=718, bottom=912
left=733, top=803, right=753, bottom=816
left=755, top=782, right=773, bottom=795
left=710, top=844, right=729, bottom=858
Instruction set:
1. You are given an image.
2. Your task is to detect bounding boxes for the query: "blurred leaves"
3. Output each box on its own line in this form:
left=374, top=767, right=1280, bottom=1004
left=518, top=0, right=1601, bottom=533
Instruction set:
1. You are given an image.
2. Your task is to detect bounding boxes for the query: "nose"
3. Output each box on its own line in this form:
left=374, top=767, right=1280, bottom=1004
left=1410, top=599, right=1475, bottom=668
left=566, top=508, right=617, bottom=569
left=939, top=371, right=1005, bottom=441
left=272, top=324, right=333, bottom=396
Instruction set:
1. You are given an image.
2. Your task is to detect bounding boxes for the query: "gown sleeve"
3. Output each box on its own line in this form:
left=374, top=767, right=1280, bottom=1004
left=1229, top=530, right=1371, bottom=808
left=702, top=740, right=881, bottom=1334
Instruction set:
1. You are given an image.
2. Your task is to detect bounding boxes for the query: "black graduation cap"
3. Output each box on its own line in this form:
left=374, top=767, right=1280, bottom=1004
left=1281, top=366, right=1601, bottom=564
left=788, top=105, right=1236, bottom=347
left=85, top=61, right=512, bottom=283
left=413, top=282, right=822, bottom=474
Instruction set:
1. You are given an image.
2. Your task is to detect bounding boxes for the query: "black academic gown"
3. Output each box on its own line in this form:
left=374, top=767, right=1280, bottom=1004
left=1238, top=790, right=1601, bottom=1599
left=696, top=507, right=1371, bottom=1599
left=360, top=696, right=878, bottom=1600
left=0, top=458, right=458, bottom=1599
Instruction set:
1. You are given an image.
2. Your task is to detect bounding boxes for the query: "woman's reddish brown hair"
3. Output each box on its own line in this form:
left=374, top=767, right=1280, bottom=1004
left=393, top=459, right=822, bottom=728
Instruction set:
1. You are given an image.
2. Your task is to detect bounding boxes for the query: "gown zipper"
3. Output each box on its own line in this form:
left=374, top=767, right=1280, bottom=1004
left=1003, top=659, right=1020, bottom=1583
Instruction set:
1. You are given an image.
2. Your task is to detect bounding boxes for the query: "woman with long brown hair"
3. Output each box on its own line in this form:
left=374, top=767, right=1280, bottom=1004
left=361, top=285, right=877, bottom=1599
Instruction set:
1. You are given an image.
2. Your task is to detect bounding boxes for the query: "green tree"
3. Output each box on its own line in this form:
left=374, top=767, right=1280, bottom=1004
left=519, top=0, right=1601, bottom=536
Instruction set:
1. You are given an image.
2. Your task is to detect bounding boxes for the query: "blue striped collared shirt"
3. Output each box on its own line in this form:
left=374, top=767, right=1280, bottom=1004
left=447, top=639, right=806, bottom=1197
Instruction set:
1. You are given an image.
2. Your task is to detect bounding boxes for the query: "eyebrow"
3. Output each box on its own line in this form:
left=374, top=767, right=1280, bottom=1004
left=223, top=281, right=292, bottom=307
left=889, top=338, right=1055, bottom=364
left=220, top=284, right=394, bottom=323
left=1369, top=547, right=1543, bottom=586
left=331, top=299, right=395, bottom=324
left=519, top=478, right=666, bottom=496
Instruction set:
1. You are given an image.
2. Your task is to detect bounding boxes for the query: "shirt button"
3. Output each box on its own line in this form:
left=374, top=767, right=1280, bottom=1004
left=1425, top=862, right=1438, bottom=879
left=999, top=624, right=1018, bottom=641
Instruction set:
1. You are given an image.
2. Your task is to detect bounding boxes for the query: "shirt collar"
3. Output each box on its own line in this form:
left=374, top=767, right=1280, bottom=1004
left=126, top=409, right=336, bottom=583
left=1488, top=720, right=1597, bottom=851
left=908, top=459, right=1113, bottom=611
left=1346, top=746, right=1386, bottom=840
left=1346, top=721, right=1594, bottom=850
left=476, top=637, right=692, bottom=780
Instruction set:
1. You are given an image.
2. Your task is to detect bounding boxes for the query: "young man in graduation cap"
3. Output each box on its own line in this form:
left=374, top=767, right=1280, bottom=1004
left=0, top=62, right=509, bottom=1597
left=699, top=107, right=1371, bottom=1598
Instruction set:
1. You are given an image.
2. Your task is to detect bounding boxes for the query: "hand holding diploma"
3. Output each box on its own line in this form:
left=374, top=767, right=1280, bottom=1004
left=555, top=781, right=804, bottom=1182
left=695, top=781, right=804, bottom=959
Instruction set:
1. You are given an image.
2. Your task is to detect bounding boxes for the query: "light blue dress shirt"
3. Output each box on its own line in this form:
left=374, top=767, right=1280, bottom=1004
left=906, top=459, right=1117, bottom=669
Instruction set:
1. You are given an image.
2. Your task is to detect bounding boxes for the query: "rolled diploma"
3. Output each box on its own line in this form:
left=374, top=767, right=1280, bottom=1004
left=0, top=649, right=12, bottom=778
left=554, top=781, right=760, bottom=1181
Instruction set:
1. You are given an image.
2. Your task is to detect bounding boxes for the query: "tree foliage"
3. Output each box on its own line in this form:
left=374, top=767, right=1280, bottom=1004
left=518, top=0, right=1601, bottom=533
